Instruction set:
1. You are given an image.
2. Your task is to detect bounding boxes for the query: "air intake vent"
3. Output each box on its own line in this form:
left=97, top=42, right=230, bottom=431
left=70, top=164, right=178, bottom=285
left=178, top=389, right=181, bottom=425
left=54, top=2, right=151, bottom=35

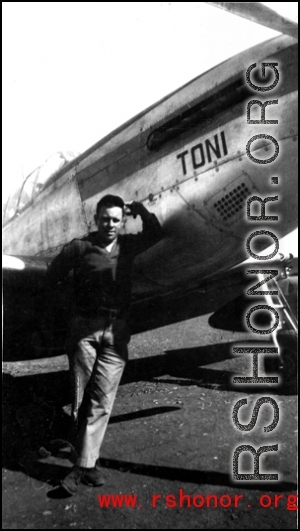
left=206, top=173, right=256, bottom=226
left=213, top=183, right=250, bottom=221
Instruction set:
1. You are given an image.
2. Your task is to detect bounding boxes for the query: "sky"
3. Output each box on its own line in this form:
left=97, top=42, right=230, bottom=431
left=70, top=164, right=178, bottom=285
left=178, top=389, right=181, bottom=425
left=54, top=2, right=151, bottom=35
left=2, top=2, right=298, bottom=253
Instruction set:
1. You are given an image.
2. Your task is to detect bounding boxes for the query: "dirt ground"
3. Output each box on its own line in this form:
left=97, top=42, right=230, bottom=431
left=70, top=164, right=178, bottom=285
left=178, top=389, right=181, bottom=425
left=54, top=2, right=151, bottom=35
left=3, top=314, right=298, bottom=529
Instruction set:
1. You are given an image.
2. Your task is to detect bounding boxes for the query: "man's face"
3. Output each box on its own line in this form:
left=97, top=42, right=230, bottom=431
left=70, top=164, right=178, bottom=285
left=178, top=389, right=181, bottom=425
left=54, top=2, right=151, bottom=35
left=95, top=206, right=124, bottom=245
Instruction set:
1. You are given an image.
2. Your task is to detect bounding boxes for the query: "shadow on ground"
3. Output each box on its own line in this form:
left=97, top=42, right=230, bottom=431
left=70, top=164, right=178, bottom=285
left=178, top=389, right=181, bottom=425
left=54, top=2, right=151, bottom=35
left=3, top=341, right=295, bottom=487
left=7, top=450, right=299, bottom=499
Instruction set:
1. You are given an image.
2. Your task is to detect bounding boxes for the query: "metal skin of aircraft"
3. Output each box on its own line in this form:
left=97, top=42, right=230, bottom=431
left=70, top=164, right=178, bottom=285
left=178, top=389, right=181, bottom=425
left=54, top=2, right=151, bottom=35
left=3, top=5, right=298, bottom=388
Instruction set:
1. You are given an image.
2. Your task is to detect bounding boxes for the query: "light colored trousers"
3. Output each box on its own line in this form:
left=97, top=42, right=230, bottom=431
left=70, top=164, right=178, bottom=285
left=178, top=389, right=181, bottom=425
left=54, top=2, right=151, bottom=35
left=67, top=315, right=129, bottom=468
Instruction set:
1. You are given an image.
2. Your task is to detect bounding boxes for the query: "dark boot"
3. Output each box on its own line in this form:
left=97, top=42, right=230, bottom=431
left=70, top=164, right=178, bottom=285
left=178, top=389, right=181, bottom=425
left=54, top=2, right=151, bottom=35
left=61, top=466, right=83, bottom=495
left=81, top=463, right=105, bottom=487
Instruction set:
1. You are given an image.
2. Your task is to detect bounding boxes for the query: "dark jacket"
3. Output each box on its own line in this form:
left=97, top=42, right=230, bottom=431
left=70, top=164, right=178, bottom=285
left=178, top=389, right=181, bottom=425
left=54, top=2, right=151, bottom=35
left=47, top=212, right=162, bottom=317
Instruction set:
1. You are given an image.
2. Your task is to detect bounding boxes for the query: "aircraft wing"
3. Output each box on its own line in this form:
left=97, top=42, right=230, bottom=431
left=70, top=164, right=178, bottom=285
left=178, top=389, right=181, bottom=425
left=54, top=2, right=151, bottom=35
left=3, top=251, right=245, bottom=359
left=3, top=246, right=297, bottom=360
left=3, top=254, right=50, bottom=272
left=3, top=254, right=67, bottom=361
left=130, top=253, right=298, bottom=335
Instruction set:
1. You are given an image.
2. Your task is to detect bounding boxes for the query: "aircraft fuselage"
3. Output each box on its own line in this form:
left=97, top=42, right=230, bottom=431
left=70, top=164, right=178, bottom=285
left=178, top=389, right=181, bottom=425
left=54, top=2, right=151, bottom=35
left=3, top=35, right=298, bottom=303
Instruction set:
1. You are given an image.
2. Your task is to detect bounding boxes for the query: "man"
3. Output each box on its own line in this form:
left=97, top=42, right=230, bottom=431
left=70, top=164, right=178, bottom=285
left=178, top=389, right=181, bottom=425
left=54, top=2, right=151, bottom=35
left=46, top=195, right=163, bottom=495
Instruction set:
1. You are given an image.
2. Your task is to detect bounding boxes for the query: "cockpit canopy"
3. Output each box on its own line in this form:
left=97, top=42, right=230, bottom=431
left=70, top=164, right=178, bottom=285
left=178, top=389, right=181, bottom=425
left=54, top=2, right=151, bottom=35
left=3, top=151, right=79, bottom=224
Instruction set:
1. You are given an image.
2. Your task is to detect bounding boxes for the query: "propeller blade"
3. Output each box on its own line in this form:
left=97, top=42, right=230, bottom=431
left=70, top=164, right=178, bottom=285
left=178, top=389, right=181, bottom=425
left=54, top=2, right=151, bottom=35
left=206, top=2, right=298, bottom=39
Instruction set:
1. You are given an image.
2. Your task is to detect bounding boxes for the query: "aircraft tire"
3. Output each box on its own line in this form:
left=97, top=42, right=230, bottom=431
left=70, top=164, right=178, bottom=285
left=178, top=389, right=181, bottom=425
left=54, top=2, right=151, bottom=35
left=19, top=324, right=49, bottom=360
left=277, top=330, right=298, bottom=393
left=26, top=327, right=47, bottom=359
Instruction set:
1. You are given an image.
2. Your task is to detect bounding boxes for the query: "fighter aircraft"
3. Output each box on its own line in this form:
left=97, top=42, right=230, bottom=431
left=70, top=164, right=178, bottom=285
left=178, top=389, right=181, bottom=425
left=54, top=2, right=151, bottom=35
left=3, top=3, right=298, bottom=387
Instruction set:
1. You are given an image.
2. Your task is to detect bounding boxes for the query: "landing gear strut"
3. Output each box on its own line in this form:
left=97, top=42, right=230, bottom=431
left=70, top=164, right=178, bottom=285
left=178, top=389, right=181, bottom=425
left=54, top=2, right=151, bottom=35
left=262, top=256, right=298, bottom=393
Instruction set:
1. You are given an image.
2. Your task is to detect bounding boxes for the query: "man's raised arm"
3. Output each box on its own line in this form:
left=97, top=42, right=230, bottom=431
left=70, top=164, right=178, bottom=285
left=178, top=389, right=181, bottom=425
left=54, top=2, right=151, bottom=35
left=124, top=201, right=163, bottom=255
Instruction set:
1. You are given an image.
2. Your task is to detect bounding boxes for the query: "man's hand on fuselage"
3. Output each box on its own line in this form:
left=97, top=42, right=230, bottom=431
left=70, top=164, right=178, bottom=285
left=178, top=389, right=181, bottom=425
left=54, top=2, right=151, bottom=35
left=125, top=201, right=150, bottom=220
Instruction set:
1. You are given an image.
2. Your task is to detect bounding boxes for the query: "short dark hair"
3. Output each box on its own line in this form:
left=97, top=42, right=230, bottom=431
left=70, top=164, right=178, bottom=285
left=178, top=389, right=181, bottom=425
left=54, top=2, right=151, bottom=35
left=95, top=195, right=125, bottom=217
